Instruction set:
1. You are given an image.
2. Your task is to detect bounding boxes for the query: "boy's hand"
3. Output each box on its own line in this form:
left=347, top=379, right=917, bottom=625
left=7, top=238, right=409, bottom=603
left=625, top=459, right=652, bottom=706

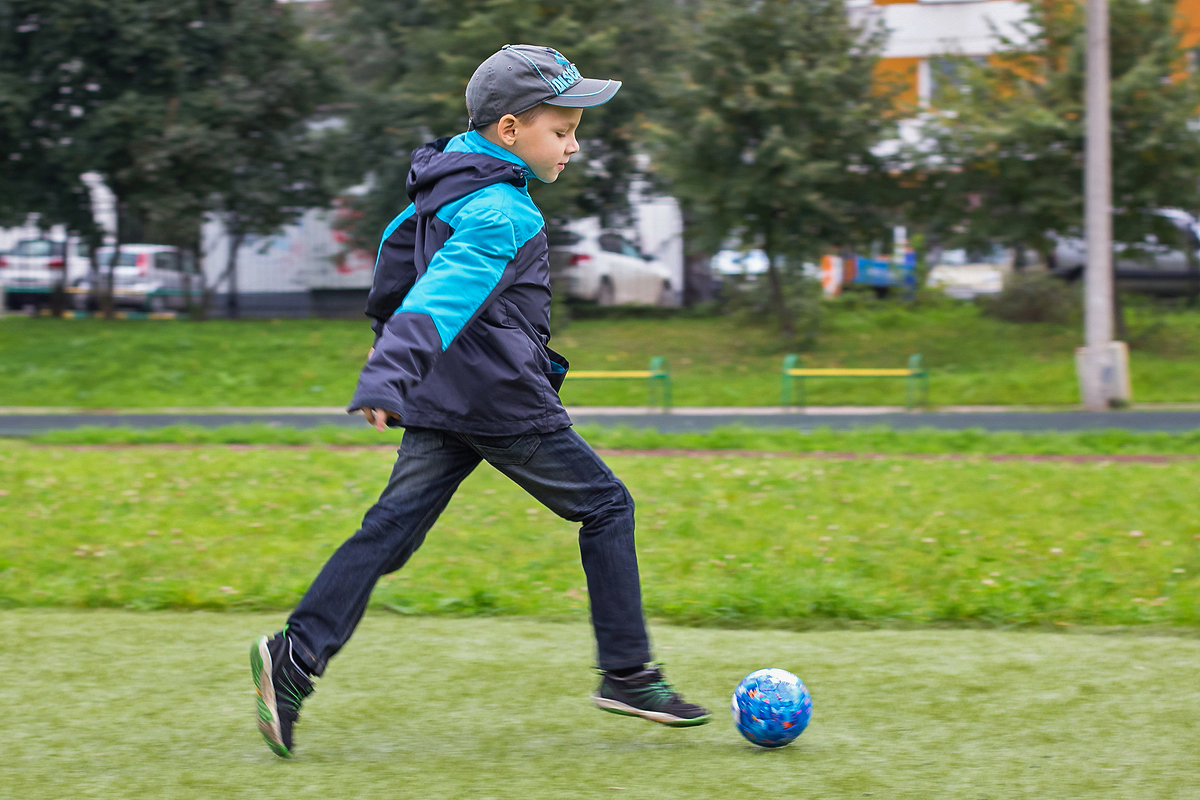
left=361, top=349, right=396, bottom=430
left=362, top=408, right=399, bottom=432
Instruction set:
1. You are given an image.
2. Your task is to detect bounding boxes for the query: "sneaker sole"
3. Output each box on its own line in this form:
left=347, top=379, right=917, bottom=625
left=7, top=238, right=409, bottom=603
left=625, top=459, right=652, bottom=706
left=251, top=635, right=292, bottom=758
left=592, top=694, right=712, bottom=727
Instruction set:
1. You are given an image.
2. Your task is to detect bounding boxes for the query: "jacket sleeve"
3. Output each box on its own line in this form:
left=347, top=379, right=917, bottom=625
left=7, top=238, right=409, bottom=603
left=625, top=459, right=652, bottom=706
left=364, top=204, right=419, bottom=345
left=347, top=207, right=518, bottom=417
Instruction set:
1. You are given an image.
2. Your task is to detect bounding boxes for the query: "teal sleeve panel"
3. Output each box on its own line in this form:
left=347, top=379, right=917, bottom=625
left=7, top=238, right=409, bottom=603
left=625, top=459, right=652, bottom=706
left=398, top=208, right=517, bottom=350
left=375, top=204, right=416, bottom=275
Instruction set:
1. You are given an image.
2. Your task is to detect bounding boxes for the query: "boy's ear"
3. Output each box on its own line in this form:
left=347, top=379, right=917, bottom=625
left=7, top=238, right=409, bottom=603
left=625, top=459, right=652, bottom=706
left=494, top=114, right=520, bottom=146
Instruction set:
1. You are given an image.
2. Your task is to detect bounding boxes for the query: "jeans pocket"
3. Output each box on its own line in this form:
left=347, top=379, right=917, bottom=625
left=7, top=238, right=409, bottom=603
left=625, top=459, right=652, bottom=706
left=468, top=433, right=541, bottom=465
left=399, top=428, right=444, bottom=456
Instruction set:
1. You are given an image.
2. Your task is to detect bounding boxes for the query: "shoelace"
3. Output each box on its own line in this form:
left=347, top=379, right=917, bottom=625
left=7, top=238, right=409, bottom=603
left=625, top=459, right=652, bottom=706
left=276, top=637, right=315, bottom=712
left=634, top=680, right=681, bottom=708
left=277, top=669, right=312, bottom=712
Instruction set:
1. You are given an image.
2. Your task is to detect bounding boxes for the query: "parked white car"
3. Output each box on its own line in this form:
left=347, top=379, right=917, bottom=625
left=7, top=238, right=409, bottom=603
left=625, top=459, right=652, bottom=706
left=74, top=244, right=200, bottom=312
left=0, top=238, right=89, bottom=308
left=711, top=249, right=770, bottom=280
left=926, top=245, right=1008, bottom=299
left=548, top=219, right=673, bottom=306
left=709, top=249, right=821, bottom=287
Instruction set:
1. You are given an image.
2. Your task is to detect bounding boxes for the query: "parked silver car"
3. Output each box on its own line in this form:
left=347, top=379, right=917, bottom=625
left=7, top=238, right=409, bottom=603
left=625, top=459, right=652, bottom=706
left=0, top=239, right=73, bottom=308
left=1050, top=209, right=1200, bottom=294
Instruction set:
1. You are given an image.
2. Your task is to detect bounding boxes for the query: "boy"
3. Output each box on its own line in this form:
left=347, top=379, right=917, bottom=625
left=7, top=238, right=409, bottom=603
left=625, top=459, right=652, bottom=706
left=251, top=44, right=709, bottom=759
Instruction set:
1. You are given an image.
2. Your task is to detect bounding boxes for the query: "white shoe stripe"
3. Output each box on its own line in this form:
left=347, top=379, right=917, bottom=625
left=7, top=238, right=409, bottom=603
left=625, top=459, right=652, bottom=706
left=592, top=694, right=691, bottom=724
left=257, top=637, right=283, bottom=745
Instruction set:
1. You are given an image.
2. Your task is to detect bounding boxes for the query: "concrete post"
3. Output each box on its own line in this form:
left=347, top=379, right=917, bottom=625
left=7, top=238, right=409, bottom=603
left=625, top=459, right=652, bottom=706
left=1077, top=0, right=1130, bottom=409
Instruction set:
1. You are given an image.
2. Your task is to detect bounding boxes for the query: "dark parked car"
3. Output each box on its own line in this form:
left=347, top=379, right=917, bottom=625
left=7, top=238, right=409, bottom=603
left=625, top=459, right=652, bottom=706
left=1050, top=209, right=1200, bottom=294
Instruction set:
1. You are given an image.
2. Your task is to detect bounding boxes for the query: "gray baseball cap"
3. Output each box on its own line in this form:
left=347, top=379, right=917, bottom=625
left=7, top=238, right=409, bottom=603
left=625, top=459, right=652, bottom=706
left=466, top=45, right=621, bottom=129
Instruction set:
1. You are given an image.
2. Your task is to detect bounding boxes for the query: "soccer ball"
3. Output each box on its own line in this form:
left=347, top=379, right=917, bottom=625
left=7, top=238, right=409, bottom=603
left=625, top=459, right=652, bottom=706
left=731, top=668, right=812, bottom=748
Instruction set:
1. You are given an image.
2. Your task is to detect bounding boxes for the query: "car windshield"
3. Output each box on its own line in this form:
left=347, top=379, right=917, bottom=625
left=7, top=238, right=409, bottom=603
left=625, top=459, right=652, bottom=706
left=548, top=230, right=583, bottom=247
left=13, top=240, right=64, bottom=257
left=937, top=245, right=1009, bottom=266
left=599, top=233, right=646, bottom=259
left=95, top=251, right=140, bottom=267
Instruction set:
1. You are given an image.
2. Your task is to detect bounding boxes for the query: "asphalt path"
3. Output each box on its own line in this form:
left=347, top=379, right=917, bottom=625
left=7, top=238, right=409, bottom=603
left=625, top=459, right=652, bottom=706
left=3, top=409, right=1200, bottom=435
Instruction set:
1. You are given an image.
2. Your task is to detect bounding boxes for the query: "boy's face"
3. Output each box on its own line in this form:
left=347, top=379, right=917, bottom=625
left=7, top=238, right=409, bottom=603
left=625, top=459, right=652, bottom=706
left=505, top=105, right=582, bottom=183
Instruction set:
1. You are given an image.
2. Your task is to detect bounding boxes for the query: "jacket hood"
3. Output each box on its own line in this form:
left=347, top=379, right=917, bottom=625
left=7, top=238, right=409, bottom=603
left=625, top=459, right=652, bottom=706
left=406, top=137, right=528, bottom=216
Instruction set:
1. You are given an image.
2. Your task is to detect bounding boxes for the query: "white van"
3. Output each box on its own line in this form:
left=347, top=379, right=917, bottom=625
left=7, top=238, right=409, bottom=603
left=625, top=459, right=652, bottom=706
left=73, top=244, right=200, bottom=312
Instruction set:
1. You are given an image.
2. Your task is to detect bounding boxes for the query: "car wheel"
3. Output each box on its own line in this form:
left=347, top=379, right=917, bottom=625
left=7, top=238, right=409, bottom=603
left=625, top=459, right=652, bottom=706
left=656, top=280, right=673, bottom=307
left=597, top=277, right=616, bottom=306
left=145, top=294, right=167, bottom=313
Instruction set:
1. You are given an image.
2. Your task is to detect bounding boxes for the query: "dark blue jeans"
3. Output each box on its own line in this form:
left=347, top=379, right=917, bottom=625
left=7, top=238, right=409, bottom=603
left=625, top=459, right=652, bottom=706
left=286, top=426, right=652, bottom=675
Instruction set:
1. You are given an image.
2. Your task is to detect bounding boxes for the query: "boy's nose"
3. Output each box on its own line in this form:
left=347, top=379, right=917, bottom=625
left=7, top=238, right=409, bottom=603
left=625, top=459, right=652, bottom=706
left=566, top=136, right=580, bottom=156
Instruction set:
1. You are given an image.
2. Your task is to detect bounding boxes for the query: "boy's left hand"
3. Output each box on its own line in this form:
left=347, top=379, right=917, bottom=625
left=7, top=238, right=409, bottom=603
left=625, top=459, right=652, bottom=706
left=362, top=408, right=400, bottom=432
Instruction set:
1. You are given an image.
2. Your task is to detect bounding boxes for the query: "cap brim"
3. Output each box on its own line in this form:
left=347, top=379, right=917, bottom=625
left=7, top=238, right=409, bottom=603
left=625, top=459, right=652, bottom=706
left=543, top=78, right=622, bottom=109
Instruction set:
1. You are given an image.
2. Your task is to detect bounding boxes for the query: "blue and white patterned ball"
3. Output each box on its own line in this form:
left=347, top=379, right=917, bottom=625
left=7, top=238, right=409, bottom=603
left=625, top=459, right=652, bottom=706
left=731, top=668, right=812, bottom=748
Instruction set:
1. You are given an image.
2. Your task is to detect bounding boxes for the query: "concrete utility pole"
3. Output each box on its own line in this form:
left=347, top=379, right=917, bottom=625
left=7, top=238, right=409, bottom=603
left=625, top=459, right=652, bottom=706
left=1076, top=0, right=1131, bottom=409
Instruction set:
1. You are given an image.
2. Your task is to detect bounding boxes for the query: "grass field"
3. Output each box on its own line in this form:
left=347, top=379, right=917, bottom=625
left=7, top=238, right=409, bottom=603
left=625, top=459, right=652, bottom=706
left=28, top=421, right=1200, bottom=455
left=4, top=441, right=1196, bottom=627
left=7, top=300, right=1199, bottom=798
left=3, top=611, right=1198, bottom=799
left=3, top=299, right=1200, bottom=407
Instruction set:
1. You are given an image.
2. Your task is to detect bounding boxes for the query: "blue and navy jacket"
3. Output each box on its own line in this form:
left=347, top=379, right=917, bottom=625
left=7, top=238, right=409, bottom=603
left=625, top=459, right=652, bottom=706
left=347, top=131, right=572, bottom=436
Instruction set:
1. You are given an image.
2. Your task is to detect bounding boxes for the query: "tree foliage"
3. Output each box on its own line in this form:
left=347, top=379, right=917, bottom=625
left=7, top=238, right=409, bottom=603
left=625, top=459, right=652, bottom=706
left=323, top=0, right=678, bottom=250
left=0, top=0, right=335, bottom=312
left=908, top=0, right=1200, bottom=260
left=644, top=0, right=900, bottom=336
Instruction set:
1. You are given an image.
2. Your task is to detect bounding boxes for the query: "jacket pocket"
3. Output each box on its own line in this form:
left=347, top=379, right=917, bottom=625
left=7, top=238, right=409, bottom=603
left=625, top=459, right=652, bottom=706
left=544, top=346, right=570, bottom=392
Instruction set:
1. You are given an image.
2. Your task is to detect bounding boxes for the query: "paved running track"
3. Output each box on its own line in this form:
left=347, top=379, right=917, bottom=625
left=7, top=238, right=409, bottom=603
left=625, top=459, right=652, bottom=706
left=3, top=408, right=1200, bottom=435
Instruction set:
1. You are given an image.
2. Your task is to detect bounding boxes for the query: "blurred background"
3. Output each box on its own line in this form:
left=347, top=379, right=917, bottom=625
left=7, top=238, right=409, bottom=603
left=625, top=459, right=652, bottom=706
left=4, top=0, right=1200, bottom=328
left=4, top=8, right=1200, bottom=794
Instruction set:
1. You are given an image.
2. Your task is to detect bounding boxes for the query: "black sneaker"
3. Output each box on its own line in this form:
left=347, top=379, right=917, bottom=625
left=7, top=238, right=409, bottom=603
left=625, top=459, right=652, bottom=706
left=592, top=666, right=711, bottom=727
left=251, top=631, right=314, bottom=758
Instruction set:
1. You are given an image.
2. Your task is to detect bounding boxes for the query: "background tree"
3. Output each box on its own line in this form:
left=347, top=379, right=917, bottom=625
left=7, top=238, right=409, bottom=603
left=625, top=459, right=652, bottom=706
left=908, top=0, right=1200, bottom=269
left=0, top=0, right=335, bottom=317
left=177, top=0, right=338, bottom=317
left=322, top=0, right=677, bottom=252
left=645, top=0, right=901, bottom=339
left=0, top=1, right=109, bottom=313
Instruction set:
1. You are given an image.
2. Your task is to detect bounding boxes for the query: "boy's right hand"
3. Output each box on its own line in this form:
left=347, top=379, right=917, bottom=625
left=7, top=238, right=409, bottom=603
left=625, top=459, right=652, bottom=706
left=360, top=347, right=398, bottom=430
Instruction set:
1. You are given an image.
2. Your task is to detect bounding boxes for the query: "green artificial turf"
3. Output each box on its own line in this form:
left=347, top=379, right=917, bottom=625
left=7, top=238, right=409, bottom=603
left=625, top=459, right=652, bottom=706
left=2, top=610, right=1197, bottom=799
left=3, top=299, right=1200, bottom=407
left=3, top=441, right=1196, bottom=626
left=26, top=421, right=1200, bottom=455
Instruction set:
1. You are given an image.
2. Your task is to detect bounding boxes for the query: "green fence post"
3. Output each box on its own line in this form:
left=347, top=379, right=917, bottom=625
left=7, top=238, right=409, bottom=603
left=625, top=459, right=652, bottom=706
left=905, top=353, right=926, bottom=410
left=649, top=356, right=671, bottom=411
left=782, top=353, right=798, bottom=405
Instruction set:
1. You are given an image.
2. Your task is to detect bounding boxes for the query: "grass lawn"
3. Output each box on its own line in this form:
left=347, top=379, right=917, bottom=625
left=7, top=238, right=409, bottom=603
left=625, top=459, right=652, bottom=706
left=28, top=421, right=1200, bottom=454
left=4, top=441, right=1196, bottom=627
left=3, top=299, right=1199, bottom=407
left=3, top=610, right=1198, bottom=799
